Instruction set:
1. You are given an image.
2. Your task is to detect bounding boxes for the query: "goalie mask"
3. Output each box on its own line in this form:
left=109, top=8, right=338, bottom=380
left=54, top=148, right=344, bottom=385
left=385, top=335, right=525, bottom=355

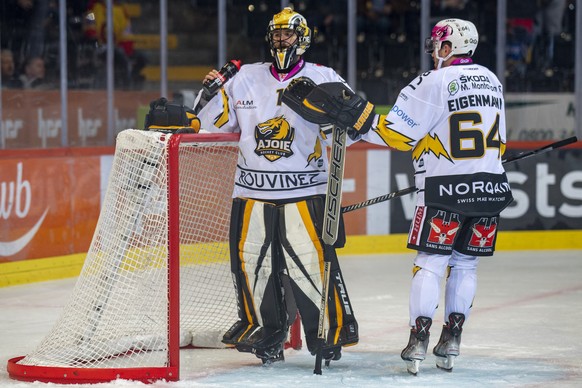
left=267, top=7, right=311, bottom=70
left=425, top=18, right=478, bottom=69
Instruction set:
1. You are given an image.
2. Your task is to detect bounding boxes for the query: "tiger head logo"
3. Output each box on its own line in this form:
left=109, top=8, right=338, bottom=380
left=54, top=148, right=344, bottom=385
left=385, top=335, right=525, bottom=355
left=255, top=116, right=295, bottom=161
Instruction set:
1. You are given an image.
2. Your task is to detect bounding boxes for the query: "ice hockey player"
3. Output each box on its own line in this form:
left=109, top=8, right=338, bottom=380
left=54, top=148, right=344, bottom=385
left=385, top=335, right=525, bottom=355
left=194, top=7, right=359, bottom=366
left=280, top=18, right=513, bottom=375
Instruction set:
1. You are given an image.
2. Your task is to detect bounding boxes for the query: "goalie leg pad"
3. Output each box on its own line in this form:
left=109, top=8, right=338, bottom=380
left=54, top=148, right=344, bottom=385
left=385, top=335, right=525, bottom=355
left=227, top=199, right=288, bottom=350
left=277, top=197, right=358, bottom=354
left=222, top=320, right=258, bottom=346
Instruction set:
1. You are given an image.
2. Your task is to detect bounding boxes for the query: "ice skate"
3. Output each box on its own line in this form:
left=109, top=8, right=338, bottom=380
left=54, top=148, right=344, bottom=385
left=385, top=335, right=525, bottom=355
left=401, top=316, right=432, bottom=375
left=245, top=327, right=288, bottom=365
left=307, top=321, right=357, bottom=367
left=433, top=313, right=465, bottom=372
left=253, top=345, right=285, bottom=365
left=323, top=346, right=341, bottom=367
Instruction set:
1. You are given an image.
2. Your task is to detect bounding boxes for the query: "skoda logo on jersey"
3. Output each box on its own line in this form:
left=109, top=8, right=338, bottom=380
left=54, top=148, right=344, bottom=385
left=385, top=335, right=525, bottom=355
left=255, top=116, right=295, bottom=161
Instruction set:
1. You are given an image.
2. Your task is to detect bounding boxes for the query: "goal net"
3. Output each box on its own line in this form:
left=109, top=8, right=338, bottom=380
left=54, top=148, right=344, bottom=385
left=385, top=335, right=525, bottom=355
left=7, top=130, right=297, bottom=384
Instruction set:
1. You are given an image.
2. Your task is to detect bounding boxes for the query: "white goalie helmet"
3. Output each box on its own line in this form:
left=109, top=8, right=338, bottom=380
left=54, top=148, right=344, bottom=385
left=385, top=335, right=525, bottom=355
left=425, top=18, right=478, bottom=68
left=266, top=7, right=311, bottom=70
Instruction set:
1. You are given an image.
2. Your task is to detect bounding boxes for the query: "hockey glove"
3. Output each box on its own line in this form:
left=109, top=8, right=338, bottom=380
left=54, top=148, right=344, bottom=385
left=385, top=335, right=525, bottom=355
left=282, top=77, right=375, bottom=139
left=282, top=77, right=331, bottom=125
left=144, top=97, right=201, bottom=134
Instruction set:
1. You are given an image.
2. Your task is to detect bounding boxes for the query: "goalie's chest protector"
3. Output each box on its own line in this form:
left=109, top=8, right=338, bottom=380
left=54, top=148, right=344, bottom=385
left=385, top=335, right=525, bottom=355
left=199, top=62, right=347, bottom=201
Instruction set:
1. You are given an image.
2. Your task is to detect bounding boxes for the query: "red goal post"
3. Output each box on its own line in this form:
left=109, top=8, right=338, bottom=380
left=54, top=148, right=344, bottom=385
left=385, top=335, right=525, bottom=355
left=7, top=130, right=301, bottom=384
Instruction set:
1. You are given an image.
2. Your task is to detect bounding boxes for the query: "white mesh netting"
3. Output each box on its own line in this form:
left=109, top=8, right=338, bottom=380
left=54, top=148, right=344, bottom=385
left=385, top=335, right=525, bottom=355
left=16, top=130, right=239, bottom=370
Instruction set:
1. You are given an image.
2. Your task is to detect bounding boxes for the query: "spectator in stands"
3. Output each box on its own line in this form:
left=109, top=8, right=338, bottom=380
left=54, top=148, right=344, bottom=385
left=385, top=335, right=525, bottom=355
left=1, top=49, right=24, bottom=88
left=18, top=56, right=52, bottom=89
left=431, top=0, right=478, bottom=32
left=83, top=0, right=146, bottom=89
left=506, top=18, right=534, bottom=78
left=316, top=0, right=348, bottom=43
left=432, top=0, right=469, bottom=15
left=357, top=0, right=392, bottom=42
left=532, top=0, right=567, bottom=75
left=357, top=0, right=393, bottom=77
left=0, top=0, right=34, bottom=70
left=311, top=0, right=348, bottom=73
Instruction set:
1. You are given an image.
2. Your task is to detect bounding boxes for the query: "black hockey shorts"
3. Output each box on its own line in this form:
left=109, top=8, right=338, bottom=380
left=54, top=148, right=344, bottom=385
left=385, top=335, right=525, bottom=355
left=407, top=205, right=501, bottom=257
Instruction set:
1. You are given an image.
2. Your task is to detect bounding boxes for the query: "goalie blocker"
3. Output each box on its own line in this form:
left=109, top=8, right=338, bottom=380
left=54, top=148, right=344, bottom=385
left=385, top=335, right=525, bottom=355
left=144, top=97, right=201, bottom=133
left=281, top=77, right=375, bottom=139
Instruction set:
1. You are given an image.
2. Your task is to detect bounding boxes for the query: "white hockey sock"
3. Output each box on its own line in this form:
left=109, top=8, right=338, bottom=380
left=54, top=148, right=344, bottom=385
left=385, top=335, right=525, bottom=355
left=409, top=268, right=441, bottom=327
left=408, top=252, right=451, bottom=327
left=444, top=264, right=478, bottom=322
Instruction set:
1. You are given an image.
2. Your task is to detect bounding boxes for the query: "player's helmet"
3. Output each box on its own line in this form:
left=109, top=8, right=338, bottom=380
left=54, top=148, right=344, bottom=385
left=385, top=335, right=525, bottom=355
left=266, top=7, right=311, bottom=70
left=425, top=18, right=479, bottom=58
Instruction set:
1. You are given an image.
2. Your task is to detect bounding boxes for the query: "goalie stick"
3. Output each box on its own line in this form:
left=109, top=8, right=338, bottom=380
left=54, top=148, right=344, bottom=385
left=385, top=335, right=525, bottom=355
left=281, top=76, right=349, bottom=374
left=340, top=136, right=578, bottom=214
left=314, top=124, right=348, bottom=375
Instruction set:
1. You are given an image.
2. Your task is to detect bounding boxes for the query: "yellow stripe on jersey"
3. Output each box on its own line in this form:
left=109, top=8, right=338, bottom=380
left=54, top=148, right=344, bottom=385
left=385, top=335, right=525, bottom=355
left=373, top=114, right=415, bottom=150
left=213, top=88, right=230, bottom=128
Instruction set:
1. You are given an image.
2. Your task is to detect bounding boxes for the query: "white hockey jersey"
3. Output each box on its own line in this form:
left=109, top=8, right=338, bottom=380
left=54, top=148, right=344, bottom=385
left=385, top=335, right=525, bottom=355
left=364, top=62, right=513, bottom=216
left=197, top=61, right=353, bottom=201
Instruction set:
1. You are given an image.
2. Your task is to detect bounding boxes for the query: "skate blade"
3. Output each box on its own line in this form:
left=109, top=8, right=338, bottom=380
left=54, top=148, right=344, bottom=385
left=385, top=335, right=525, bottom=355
left=262, top=359, right=281, bottom=366
left=260, top=354, right=285, bottom=366
left=405, top=360, right=421, bottom=375
left=435, top=355, right=455, bottom=372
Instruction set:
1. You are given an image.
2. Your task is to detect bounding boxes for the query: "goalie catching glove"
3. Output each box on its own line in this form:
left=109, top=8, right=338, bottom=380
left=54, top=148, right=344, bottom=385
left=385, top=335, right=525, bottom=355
left=282, top=77, right=375, bottom=139
left=144, top=97, right=201, bottom=134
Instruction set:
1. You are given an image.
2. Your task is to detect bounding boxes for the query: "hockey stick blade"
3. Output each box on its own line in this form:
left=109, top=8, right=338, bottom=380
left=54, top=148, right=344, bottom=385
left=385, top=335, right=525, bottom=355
left=341, top=136, right=578, bottom=213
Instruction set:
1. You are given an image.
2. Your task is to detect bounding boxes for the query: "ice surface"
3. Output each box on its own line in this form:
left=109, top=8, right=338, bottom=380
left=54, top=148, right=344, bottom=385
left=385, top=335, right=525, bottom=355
left=1, top=250, right=581, bottom=387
